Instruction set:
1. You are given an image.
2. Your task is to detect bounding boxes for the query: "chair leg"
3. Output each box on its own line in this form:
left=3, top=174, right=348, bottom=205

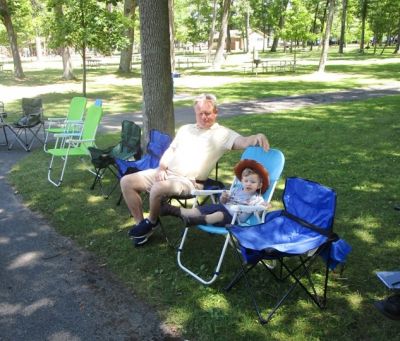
left=177, top=227, right=231, bottom=285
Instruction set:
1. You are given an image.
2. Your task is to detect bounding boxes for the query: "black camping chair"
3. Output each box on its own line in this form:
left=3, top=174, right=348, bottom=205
left=89, top=120, right=142, bottom=197
left=7, top=98, right=45, bottom=151
left=226, top=177, right=352, bottom=324
left=0, top=101, right=10, bottom=148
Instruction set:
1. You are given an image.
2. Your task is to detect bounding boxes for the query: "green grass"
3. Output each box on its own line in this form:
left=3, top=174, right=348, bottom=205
left=8, top=94, right=400, bottom=340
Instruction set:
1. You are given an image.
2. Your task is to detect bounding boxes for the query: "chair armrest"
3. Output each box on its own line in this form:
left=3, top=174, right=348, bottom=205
left=229, top=204, right=268, bottom=214
left=191, top=189, right=225, bottom=196
left=54, top=132, right=82, bottom=138
left=65, top=138, right=95, bottom=144
left=47, top=117, right=66, bottom=122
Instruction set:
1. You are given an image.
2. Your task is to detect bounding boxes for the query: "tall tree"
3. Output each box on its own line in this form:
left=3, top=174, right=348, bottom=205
left=339, top=0, right=348, bottom=53
left=359, top=0, right=368, bottom=52
left=53, top=2, right=75, bottom=80
left=318, top=0, right=336, bottom=72
left=138, top=0, right=174, bottom=140
left=270, top=0, right=289, bottom=52
left=213, top=0, right=230, bottom=69
left=118, top=0, right=136, bottom=73
left=0, top=0, right=24, bottom=78
left=207, top=0, right=217, bottom=61
left=47, top=0, right=128, bottom=95
left=168, top=0, right=175, bottom=73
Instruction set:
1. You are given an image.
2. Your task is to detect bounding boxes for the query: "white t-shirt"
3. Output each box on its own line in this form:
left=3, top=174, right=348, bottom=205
left=166, top=123, right=240, bottom=180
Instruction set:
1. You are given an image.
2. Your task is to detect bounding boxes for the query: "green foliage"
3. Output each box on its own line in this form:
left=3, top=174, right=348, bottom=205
left=280, top=0, right=315, bottom=44
left=46, top=0, right=128, bottom=55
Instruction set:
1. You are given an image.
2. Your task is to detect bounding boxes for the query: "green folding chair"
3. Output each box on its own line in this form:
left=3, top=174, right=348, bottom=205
left=47, top=103, right=103, bottom=187
left=44, top=97, right=87, bottom=152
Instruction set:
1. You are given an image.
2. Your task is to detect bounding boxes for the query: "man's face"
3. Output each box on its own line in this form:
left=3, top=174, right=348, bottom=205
left=194, top=100, right=218, bottom=129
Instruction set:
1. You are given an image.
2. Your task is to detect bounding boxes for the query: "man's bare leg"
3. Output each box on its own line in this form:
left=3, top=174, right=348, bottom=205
left=148, top=179, right=193, bottom=223
left=120, top=173, right=147, bottom=223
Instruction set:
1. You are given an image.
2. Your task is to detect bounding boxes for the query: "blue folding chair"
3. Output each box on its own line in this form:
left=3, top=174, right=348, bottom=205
left=114, top=129, right=172, bottom=205
left=226, top=177, right=352, bottom=324
left=177, top=147, right=285, bottom=285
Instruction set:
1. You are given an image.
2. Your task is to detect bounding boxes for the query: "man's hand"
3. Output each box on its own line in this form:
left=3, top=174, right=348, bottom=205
left=254, top=133, right=269, bottom=151
left=233, top=133, right=270, bottom=151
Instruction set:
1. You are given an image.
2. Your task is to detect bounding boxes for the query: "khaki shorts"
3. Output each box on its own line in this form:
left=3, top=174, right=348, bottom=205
left=128, top=168, right=201, bottom=196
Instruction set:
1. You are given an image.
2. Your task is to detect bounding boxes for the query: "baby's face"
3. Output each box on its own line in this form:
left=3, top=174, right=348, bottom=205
left=241, top=174, right=262, bottom=194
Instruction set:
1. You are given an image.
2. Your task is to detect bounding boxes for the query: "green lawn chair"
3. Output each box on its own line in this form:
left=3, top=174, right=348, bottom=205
left=44, top=97, right=87, bottom=152
left=47, top=103, right=103, bottom=187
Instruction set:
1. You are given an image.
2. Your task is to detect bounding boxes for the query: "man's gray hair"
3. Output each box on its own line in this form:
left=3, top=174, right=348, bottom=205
left=194, top=93, right=218, bottom=109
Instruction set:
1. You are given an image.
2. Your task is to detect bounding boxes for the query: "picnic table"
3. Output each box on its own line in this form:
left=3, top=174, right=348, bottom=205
left=243, top=59, right=296, bottom=75
left=86, top=58, right=101, bottom=67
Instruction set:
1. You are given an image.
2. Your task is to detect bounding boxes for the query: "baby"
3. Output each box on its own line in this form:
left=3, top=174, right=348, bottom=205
left=160, top=159, right=270, bottom=226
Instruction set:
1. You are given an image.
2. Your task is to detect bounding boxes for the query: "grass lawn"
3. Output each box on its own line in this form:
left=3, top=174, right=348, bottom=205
left=8, top=94, right=400, bottom=340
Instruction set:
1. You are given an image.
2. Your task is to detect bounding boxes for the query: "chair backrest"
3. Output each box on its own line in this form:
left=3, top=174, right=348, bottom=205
left=283, top=177, right=336, bottom=230
left=22, top=98, right=43, bottom=116
left=81, top=104, right=103, bottom=142
left=67, top=97, right=87, bottom=121
left=232, top=147, right=285, bottom=202
left=147, top=129, right=172, bottom=160
left=115, top=129, right=172, bottom=177
left=111, top=120, right=142, bottom=160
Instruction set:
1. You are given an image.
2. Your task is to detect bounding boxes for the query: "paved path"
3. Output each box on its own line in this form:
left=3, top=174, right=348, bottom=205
left=1, top=85, right=399, bottom=340
left=100, top=84, right=400, bottom=132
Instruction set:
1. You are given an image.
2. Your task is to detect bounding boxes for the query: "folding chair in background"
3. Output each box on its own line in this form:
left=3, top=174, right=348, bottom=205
left=44, top=96, right=87, bottom=152
left=226, top=177, right=352, bottom=324
left=114, top=129, right=172, bottom=205
left=47, top=103, right=103, bottom=187
left=8, top=98, right=45, bottom=151
left=0, top=101, right=10, bottom=148
left=89, top=120, right=142, bottom=197
left=177, top=147, right=285, bottom=285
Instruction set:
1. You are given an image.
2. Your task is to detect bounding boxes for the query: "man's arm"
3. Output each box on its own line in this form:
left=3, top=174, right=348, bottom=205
left=232, top=133, right=270, bottom=151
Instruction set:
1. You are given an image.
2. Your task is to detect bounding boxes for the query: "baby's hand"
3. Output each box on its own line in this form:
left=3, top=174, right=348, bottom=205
left=220, top=190, right=230, bottom=203
left=261, top=202, right=272, bottom=209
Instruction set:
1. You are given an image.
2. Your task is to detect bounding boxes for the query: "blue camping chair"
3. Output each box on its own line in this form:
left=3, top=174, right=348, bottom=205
left=226, top=177, right=352, bottom=324
left=177, top=147, right=285, bottom=285
left=114, top=129, right=172, bottom=205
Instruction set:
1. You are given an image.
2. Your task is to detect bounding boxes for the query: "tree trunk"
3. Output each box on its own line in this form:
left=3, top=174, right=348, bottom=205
left=119, top=0, right=136, bottom=73
left=138, top=0, right=174, bottom=141
left=318, top=0, right=335, bottom=73
left=168, top=0, right=175, bottom=72
left=245, top=7, right=250, bottom=53
left=319, top=0, right=329, bottom=48
left=207, top=0, right=217, bottom=62
left=359, top=0, right=368, bottom=53
left=270, top=0, right=289, bottom=52
left=338, top=0, right=347, bottom=53
left=61, top=46, right=76, bottom=80
left=0, top=0, right=24, bottom=79
left=394, top=19, right=400, bottom=54
left=54, top=3, right=75, bottom=80
left=212, top=0, right=230, bottom=69
left=35, top=36, right=43, bottom=60
left=309, top=1, right=320, bottom=51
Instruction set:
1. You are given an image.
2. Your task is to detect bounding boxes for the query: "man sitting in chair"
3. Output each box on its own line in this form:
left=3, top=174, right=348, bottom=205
left=160, top=159, right=270, bottom=226
left=121, top=93, right=270, bottom=246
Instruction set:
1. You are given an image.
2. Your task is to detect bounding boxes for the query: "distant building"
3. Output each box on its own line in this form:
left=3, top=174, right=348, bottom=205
left=213, top=29, right=269, bottom=51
